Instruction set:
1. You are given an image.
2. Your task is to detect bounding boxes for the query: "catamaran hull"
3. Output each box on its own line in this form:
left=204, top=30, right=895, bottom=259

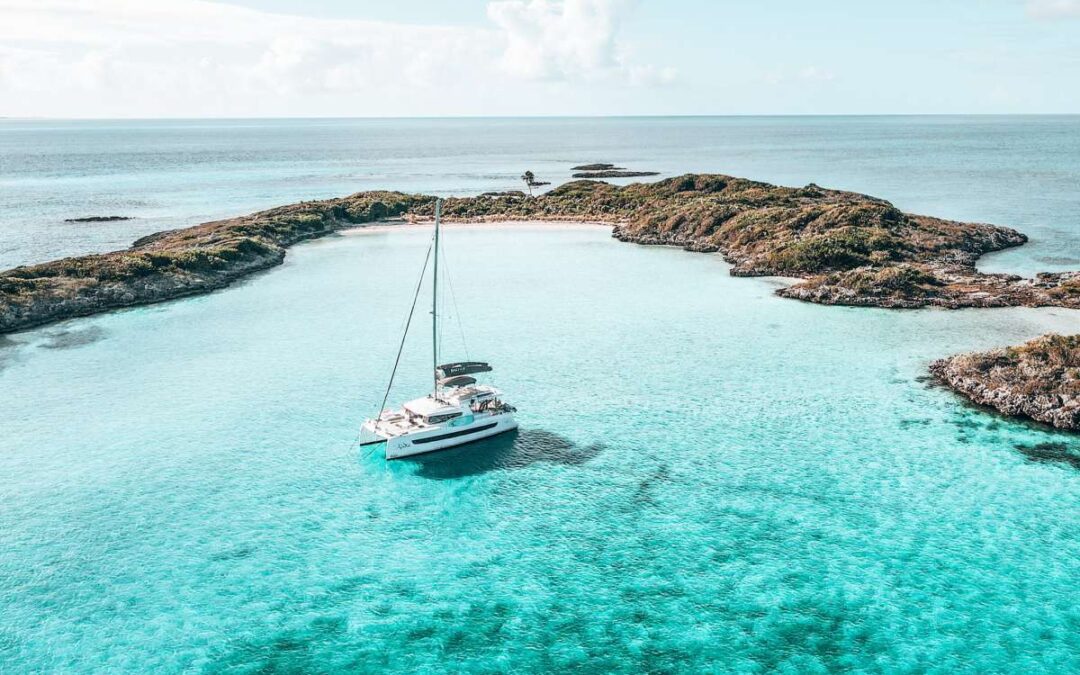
left=384, top=415, right=518, bottom=460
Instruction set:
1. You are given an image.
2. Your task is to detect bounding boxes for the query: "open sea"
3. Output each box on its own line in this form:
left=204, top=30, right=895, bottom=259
left=1, top=117, right=1079, bottom=672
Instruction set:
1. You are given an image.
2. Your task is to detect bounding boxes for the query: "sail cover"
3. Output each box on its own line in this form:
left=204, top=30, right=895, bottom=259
left=436, top=361, right=492, bottom=378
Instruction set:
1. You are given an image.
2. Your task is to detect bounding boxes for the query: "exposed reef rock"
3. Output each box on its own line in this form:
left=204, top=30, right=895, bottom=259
left=570, top=163, right=660, bottom=178
left=569, top=163, right=660, bottom=178
left=572, top=170, right=661, bottom=178
left=779, top=266, right=1080, bottom=309
left=64, top=216, right=133, bottom=223
left=3, top=173, right=1077, bottom=336
left=931, top=334, right=1080, bottom=431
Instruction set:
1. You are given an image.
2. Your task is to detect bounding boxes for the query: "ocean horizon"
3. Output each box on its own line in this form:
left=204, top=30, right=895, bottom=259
left=4, top=115, right=1079, bottom=271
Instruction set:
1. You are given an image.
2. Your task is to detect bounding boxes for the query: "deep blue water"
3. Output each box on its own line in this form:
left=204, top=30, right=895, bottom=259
left=1, top=118, right=1079, bottom=672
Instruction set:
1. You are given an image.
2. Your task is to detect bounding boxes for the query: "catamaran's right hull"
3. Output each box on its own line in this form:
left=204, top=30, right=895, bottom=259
left=385, top=414, right=518, bottom=459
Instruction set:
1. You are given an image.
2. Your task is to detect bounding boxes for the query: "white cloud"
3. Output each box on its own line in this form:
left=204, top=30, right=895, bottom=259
left=486, top=0, right=645, bottom=81
left=0, top=0, right=670, bottom=117
left=1027, top=0, right=1080, bottom=19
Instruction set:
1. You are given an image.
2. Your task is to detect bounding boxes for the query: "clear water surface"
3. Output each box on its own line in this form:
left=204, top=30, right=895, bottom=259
left=1, top=117, right=1079, bottom=672
left=1, top=223, right=1078, bottom=672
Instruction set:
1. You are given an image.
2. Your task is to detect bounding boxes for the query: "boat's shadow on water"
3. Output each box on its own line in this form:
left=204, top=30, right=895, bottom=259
left=403, top=429, right=605, bottom=480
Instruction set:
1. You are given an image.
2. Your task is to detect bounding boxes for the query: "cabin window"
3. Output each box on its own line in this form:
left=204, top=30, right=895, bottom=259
left=426, top=412, right=462, bottom=425
left=415, top=422, right=499, bottom=444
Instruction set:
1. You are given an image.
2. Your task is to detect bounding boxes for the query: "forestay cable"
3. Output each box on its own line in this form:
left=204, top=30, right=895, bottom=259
left=374, top=233, right=435, bottom=421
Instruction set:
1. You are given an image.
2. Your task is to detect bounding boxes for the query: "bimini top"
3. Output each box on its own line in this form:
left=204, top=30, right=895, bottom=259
left=436, top=361, right=492, bottom=379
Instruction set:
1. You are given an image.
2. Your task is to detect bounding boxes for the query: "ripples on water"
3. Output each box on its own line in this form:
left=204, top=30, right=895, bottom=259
left=1, top=225, right=1078, bottom=671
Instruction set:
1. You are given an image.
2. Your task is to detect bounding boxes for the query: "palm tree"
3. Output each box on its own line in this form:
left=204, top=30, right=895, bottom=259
left=521, top=170, right=535, bottom=196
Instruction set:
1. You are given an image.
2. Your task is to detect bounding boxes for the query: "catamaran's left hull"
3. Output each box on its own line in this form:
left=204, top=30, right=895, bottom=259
left=384, top=414, right=518, bottom=459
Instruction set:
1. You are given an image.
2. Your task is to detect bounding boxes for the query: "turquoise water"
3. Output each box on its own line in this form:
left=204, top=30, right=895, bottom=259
left=2, top=224, right=1079, bottom=672
left=2, top=116, right=1079, bottom=275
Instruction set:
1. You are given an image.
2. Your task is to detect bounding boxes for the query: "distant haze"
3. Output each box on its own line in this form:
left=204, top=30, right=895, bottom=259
left=1, top=0, right=1079, bottom=118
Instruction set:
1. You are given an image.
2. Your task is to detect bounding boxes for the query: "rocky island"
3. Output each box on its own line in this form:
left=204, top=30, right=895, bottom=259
left=6, top=174, right=1079, bottom=332
left=2, top=173, right=1077, bottom=430
left=931, top=334, right=1079, bottom=431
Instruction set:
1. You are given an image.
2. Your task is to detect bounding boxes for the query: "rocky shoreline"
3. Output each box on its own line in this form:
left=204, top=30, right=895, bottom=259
left=930, top=335, right=1079, bottom=431
left=3, top=173, right=1077, bottom=431
left=777, top=265, right=1080, bottom=309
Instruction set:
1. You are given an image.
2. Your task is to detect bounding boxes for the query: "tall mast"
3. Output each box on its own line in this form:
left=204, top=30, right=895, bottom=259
left=432, top=199, right=440, bottom=398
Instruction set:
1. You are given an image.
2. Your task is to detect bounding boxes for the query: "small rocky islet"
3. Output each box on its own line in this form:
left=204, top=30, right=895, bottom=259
left=64, top=216, right=133, bottom=223
left=3, top=173, right=1077, bottom=430
left=931, top=334, right=1079, bottom=431
left=570, top=163, right=660, bottom=178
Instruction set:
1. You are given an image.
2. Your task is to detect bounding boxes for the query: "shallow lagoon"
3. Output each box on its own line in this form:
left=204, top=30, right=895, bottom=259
left=1, top=225, right=1078, bottom=672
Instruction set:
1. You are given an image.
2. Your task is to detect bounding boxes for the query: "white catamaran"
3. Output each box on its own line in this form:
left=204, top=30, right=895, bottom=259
left=360, top=200, right=517, bottom=459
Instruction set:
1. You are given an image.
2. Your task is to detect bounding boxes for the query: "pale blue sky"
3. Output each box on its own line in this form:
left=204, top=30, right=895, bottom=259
left=2, top=0, right=1078, bottom=117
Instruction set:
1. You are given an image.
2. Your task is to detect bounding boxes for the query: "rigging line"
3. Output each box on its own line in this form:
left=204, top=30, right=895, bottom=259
left=374, top=232, right=435, bottom=422
left=439, top=234, right=471, bottom=361
left=359, top=229, right=436, bottom=459
left=437, top=249, right=445, bottom=363
left=358, top=234, right=435, bottom=459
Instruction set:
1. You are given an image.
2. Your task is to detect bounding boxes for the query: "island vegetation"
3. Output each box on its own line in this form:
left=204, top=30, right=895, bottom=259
left=3, top=172, right=1077, bottom=430
left=520, top=170, right=550, bottom=196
